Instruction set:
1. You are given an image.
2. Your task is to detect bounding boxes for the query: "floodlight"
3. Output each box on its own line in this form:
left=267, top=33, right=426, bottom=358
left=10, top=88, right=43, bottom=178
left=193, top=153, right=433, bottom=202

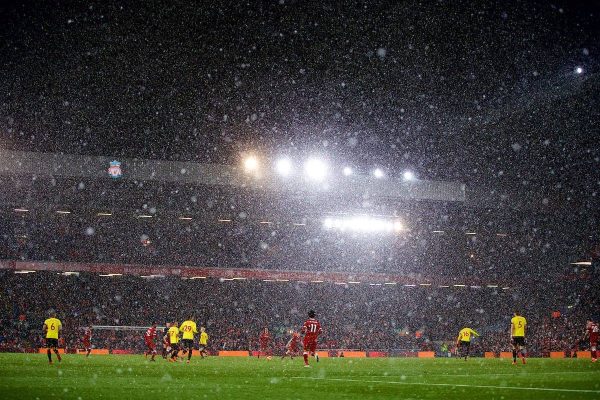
left=275, top=158, right=293, bottom=177
left=373, top=168, right=384, bottom=178
left=403, top=170, right=416, bottom=181
left=304, top=158, right=328, bottom=181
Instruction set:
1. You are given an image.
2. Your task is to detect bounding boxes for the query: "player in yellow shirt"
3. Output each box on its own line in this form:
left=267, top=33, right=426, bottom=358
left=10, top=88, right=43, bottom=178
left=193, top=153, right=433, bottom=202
left=167, top=321, right=180, bottom=362
left=511, top=311, right=527, bottom=365
left=455, top=327, right=479, bottom=360
left=43, top=312, right=62, bottom=364
left=179, top=318, right=198, bottom=363
left=198, top=326, right=209, bottom=359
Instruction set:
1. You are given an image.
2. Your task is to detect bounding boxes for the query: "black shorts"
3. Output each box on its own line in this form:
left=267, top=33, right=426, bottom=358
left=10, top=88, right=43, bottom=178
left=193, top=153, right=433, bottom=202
left=459, top=340, right=470, bottom=348
left=170, top=343, right=179, bottom=351
left=46, top=338, right=59, bottom=348
left=198, top=344, right=206, bottom=351
left=181, top=339, right=194, bottom=349
left=512, top=337, right=526, bottom=346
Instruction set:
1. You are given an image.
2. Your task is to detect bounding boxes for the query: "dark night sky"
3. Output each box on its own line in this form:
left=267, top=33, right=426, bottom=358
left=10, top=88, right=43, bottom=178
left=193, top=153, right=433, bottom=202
left=1, top=0, right=599, bottom=194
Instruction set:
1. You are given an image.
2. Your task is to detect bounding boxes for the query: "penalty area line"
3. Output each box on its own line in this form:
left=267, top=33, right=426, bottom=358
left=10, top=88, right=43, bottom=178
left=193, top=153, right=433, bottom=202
left=289, top=377, right=600, bottom=394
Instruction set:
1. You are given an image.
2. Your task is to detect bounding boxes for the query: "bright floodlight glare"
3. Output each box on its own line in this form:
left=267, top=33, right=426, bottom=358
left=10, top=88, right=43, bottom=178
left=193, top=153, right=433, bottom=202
left=373, top=168, right=384, bottom=178
left=304, top=158, right=328, bottom=181
left=403, top=170, right=416, bottom=181
left=342, top=166, right=353, bottom=176
left=243, top=156, right=259, bottom=172
left=275, top=158, right=292, bottom=177
left=575, top=66, right=584, bottom=74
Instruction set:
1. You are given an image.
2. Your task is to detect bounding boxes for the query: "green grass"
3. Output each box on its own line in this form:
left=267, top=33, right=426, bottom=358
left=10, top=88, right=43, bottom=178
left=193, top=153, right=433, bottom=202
left=0, top=354, right=598, bottom=399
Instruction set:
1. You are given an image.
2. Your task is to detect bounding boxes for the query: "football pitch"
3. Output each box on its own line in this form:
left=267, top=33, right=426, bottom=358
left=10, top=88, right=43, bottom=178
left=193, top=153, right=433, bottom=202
left=0, top=354, right=598, bottom=400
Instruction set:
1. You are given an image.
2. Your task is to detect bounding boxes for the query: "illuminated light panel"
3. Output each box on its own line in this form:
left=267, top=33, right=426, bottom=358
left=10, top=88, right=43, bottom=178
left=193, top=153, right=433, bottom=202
left=62, top=271, right=79, bottom=276
left=189, top=276, right=207, bottom=280
left=465, top=232, right=476, bottom=235
left=384, top=282, right=397, bottom=285
left=486, top=285, right=498, bottom=288
left=496, top=233, right=508, bottom=237
left=232, top=277, right=246, bottom=280
left=502, top=287, right=510, bottom=290
left=14, top=270, right=36, bottom=274
left=141, top=274, right=165, bottom=278
left=263, top=279, right=276, bottom=282
left=575, top=66, right=584, bottom=74
left=218, top=219, right=232, bottom=222
left=369, top=283, right=382, bottom=286
left=97, top=212, right=112, bottom=216
left=432, top=230, right=444, bottom=233
left=453, top=284, right=466, bottom=287
left=347, top=281, right=361, bottom=284
left=56, top=210, right=71, bottom=214
left=571, top=261, right=592, bottom=266
left=334, top=282, right=347, bottom=285
left=323, top=216, right=405, bottom=233
left=178, top=217, right=192, bottom=220
left=99, top=273, right=122, bottom=277
left=276, top=279, right=289, bottom=282
left=293, top=223, right=306, bottom=226
left=310, top=280, right=324, bottom=283
left=14, top=208, right=29, bottom=213
left=419, top=283, right=432, bottom=286
left=373, top=168, right=384, bottom=179
left=342, top=166, right=353, bottom=176
left=470, top=285, right=482, bottom=289
left=439, top=285, right=450, bottom=288
left=259, top=221, right=272, bottom=224
left=403, top=284, right=416, bottom=287
left=137, top=215, right=153, bottom=218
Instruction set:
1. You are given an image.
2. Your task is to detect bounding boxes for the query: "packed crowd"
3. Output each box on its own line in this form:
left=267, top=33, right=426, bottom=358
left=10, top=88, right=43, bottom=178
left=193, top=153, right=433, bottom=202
left=0, top=269, right=597, bottom=356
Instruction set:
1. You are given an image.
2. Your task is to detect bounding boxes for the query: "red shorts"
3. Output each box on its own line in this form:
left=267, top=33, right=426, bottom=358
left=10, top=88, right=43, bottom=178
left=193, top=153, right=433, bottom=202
left=146, top=341, right=156, bottom=350
left=303, top=338, right=317, bottom=353
left=590, top=341, right=598, bottom=348
left=83, top=340, right=91, bottom=348
left=288, top=343, right=298, bottom=352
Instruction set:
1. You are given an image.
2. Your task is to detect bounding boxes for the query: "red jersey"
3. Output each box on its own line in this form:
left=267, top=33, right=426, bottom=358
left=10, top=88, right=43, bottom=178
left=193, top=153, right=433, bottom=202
left=588, top=323, right=599, bottom=343
left=259, top=332, right=271, bottom=345
left=83, top=328, right=92, bottom=344
left=145, top=326, right=157, bottom=343
left=301, top=318, right=322, bottom=341
left=287, top=334, right=299, bottom=349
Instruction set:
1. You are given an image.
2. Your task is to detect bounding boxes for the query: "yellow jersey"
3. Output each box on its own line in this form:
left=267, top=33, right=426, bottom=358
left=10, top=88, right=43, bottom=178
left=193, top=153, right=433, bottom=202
left=457, top=327, right=479, bottom=342
left=199, top=332, right=208, bottom=346
left=44, top=318, right=62, bottom=339
left=168, top=326, right=180, bottom=344
left=179, top=320, right=197, bottom=340
left=511, top=316, right=527, bottom=337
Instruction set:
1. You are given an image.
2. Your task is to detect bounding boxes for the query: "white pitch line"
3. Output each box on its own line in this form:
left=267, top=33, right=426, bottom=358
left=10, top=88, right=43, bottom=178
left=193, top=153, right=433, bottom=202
left=364, top=370, right=597, bottom=378
left=289, top=377, right=600, bottom=394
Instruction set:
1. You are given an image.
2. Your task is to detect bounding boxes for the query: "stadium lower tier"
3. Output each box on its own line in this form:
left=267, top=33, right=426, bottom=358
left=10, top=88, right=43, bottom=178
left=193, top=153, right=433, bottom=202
left=0, top=270, right=597, bottom=355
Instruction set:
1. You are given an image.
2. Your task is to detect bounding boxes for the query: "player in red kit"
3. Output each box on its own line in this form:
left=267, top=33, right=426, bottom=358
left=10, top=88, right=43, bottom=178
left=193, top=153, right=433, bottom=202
left=259, top=328, right=272, bottom=359
left=144, top=323, right=158, bottom=361
left=584, top=319, right=598, bottom=362
left=301, top=310, right=322, bottom=367
left=281, top=331, right=300, bottom=359
left=82, top=326, right=92, bottom=357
